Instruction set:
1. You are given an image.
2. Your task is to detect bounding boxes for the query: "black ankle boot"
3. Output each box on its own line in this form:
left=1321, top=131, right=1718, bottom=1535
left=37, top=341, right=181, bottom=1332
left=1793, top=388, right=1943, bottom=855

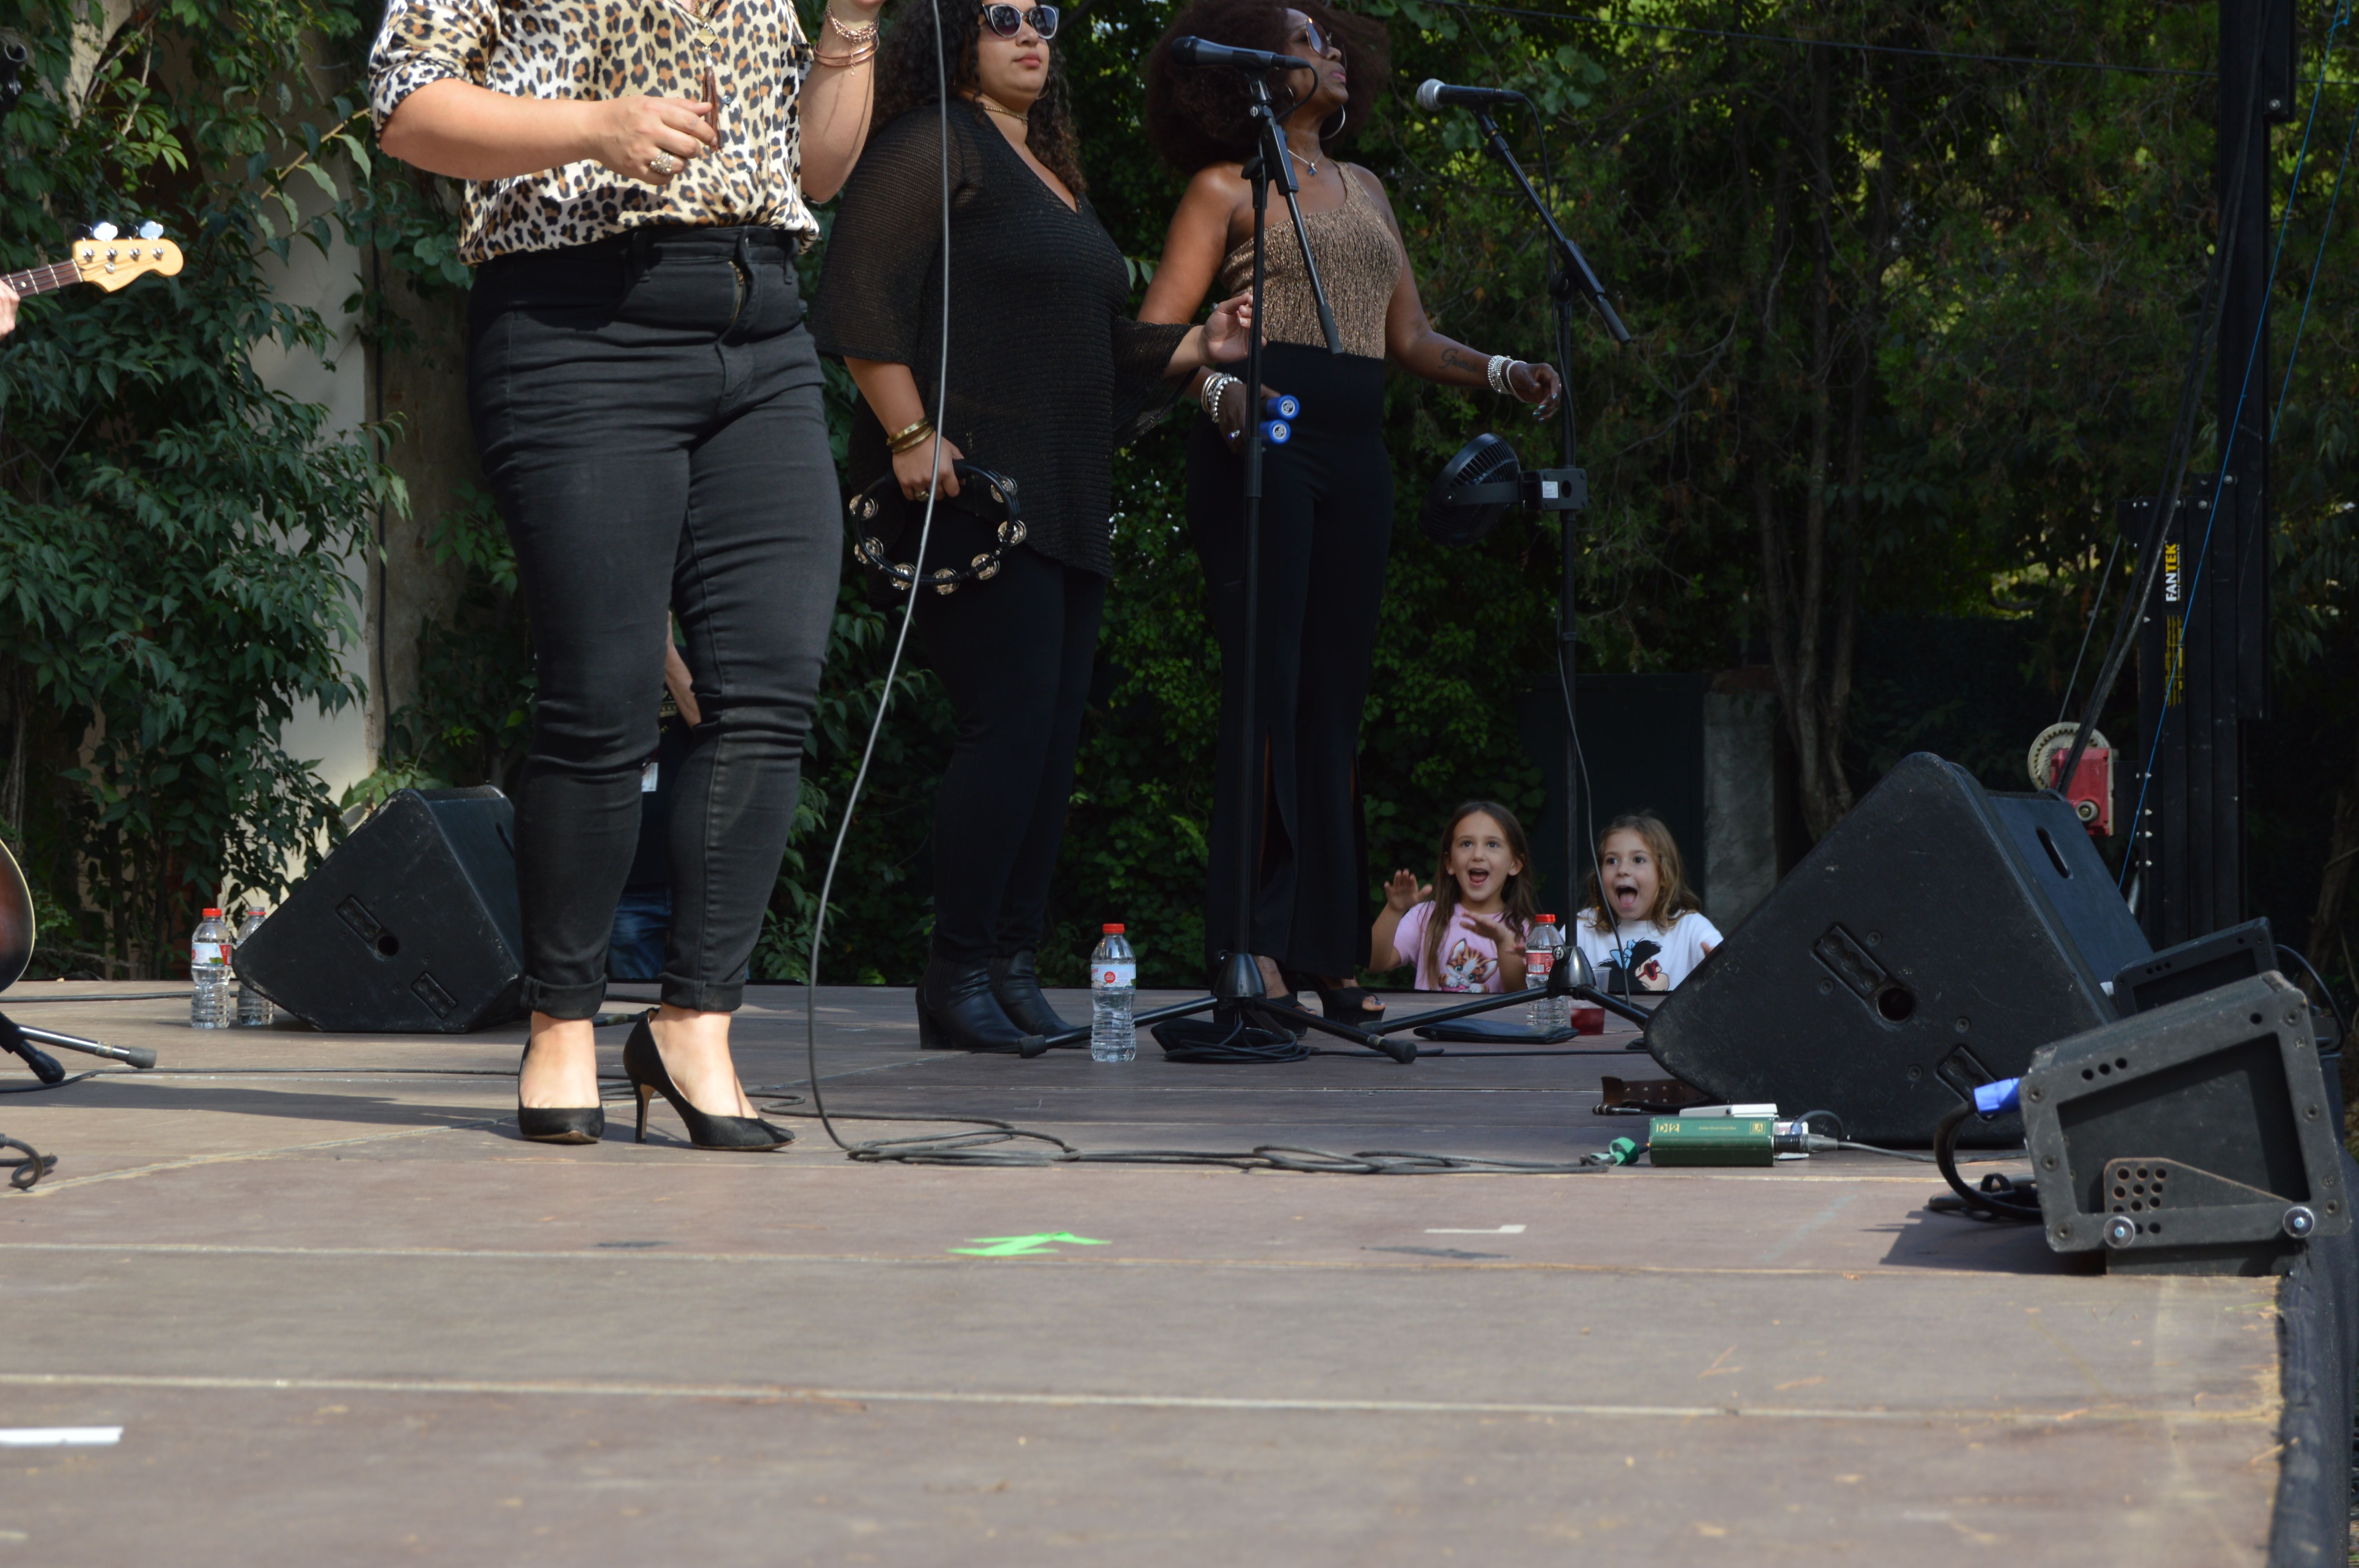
left=989, top=950, right=1078, bottom=1038
left=918, top=956, right=1032, bottom=1052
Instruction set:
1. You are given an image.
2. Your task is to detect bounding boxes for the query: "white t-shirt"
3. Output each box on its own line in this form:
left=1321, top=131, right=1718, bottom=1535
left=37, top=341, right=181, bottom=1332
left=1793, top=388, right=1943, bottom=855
left=1573, top=909, right=1723, bottom=992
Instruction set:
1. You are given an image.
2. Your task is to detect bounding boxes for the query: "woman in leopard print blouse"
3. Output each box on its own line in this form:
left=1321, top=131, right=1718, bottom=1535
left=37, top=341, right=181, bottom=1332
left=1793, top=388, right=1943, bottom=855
left=372, top=0, right=884, bottom=1151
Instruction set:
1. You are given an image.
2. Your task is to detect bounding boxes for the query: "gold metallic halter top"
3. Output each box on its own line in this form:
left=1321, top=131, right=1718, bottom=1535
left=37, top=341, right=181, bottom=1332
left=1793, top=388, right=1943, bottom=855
left=1216, top=166, right=1403, bottom=361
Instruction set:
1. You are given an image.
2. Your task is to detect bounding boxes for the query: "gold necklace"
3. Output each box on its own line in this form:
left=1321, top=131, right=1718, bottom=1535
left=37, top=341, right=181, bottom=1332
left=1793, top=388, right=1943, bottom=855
left=971, top=93, right=1030, bottom=126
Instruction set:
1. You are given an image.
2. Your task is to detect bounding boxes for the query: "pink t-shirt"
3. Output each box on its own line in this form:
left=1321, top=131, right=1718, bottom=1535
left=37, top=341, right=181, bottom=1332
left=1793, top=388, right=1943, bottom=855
left=1392, top=902, right=1526, bottom=993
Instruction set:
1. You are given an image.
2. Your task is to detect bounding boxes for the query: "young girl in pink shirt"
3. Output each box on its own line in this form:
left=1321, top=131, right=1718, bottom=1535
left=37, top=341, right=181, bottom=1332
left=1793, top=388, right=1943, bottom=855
left=1370, top=802, right=1540, bottom=992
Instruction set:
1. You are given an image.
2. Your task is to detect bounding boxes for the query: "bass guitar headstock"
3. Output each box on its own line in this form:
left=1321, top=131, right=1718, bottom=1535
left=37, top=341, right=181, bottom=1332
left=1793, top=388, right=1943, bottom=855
left=71, top=221, right=183, bottom=293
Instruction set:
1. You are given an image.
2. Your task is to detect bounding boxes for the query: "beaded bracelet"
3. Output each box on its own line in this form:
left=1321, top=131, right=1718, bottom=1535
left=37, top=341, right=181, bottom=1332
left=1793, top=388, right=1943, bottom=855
left=827, top=7, right=880, bottom=42
left=1486, top=353, right=1516, bottom=394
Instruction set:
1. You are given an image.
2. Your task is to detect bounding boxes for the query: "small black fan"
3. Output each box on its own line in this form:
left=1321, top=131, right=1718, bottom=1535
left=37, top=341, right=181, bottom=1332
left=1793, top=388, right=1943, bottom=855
left=1421, top=432, right=1524, bottom=547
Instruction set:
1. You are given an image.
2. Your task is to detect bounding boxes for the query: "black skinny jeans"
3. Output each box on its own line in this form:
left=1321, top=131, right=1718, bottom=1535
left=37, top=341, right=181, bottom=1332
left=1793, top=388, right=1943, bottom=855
left=1188, top=344, right=1394, bottom=979
left=468, top=227, right=838, bottom=1018
left=912, top=545, right=1106, bottom=966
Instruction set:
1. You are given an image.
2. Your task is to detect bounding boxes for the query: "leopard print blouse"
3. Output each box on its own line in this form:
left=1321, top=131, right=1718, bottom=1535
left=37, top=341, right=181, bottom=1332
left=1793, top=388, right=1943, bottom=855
left=370, top=0, right=819, bottom=264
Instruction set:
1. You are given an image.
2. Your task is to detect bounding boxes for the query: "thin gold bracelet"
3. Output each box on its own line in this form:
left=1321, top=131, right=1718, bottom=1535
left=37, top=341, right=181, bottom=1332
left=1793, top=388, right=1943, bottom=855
left=886, top=419, right=936, bottom=454
left=813, top=39, right=878, bottom=66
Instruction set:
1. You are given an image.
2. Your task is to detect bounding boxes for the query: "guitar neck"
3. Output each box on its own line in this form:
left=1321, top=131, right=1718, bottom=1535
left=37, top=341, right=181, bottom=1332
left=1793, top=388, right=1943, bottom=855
left=2, top=261, right=82, bottom=299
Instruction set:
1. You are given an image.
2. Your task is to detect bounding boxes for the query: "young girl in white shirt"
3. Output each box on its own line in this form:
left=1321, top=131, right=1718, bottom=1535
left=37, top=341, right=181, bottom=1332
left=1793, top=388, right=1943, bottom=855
left=1370, top=802, right=1539, bottom=992
left=1576, top=813, right=1722, bottom=992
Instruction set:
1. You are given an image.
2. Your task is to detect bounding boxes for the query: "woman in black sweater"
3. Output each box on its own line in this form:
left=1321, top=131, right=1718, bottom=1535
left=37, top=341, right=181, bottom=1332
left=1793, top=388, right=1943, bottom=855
left=812, top=0, right=1249, bottom=1050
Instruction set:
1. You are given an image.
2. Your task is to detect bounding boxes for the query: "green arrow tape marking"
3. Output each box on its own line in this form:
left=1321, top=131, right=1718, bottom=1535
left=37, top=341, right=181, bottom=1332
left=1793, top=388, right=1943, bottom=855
left=951, top=1232, right=1110, bottom=1258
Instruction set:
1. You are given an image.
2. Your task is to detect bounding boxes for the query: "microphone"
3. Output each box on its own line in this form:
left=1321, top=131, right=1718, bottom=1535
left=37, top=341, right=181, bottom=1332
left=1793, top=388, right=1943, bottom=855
left=1415, top=79, right=1528, bottom=112
left=1169, top=36, right=1315, bottom=73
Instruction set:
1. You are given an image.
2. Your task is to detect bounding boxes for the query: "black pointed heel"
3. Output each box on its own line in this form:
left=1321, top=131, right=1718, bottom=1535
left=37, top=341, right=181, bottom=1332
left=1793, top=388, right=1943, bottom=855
left=918, top=957, right=1031, bottom=1052
left=989, top=950, right=1078, bottom=1038
left=515, top=1045, right=603, bottom=1144
left=620, top=1016, right=792, bottom=1151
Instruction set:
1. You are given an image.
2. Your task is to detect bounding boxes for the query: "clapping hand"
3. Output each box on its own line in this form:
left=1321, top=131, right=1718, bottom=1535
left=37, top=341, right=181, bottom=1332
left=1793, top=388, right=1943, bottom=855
left=1383, top=868, right=1431, bottom=914
left=1464, top=912, right=1527, bottom=966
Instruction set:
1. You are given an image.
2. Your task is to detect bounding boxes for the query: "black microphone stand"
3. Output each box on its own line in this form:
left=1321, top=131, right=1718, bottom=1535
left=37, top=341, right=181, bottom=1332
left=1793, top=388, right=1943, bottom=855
left=1469, top=104, right=1627, bottom=961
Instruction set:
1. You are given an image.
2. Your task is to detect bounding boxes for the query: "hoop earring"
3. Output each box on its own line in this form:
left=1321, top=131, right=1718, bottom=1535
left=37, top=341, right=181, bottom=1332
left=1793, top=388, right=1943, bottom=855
left=1321, top=103, right=1347, bottom=141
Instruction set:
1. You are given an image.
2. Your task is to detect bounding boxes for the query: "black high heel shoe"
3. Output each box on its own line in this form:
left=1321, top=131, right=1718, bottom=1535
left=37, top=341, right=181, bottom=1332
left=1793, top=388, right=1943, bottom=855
left=989, top=950, right=1077, bottom=1038
left=515, top=1044, right=603, bottom=1145
left=919, top=956, right=1038, bottom=1053
left=620, top=1016, right=792, bottom=1151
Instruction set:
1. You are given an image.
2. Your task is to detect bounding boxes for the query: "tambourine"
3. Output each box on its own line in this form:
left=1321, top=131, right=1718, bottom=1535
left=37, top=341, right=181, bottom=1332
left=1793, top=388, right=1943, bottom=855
left=847, top=461, right=1027, bottom=597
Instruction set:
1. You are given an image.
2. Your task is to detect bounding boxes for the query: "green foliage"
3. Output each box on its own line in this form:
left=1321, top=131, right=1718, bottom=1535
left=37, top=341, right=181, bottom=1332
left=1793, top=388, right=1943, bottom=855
left=0, top=0, right=401, bottom=975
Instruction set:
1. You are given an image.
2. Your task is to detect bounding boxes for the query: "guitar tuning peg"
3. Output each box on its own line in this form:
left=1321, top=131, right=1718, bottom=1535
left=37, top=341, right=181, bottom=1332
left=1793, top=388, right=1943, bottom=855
left=88, top=221, right=118, bottom=241
left=136, top=221, right=163, bottom=241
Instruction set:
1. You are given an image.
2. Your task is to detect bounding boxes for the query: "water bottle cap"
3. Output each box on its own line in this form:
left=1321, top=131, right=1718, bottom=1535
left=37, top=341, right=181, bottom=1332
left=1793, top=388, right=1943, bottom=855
left=202, top=907, right=222, bottom=918
left=1537, top=913, right=1555, bottom=924
left=1102, top=923, right=1124, bottom=934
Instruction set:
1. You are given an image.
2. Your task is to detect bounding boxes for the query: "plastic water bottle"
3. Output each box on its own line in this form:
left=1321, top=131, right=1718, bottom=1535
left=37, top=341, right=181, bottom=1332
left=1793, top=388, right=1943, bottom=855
left=234, top=907, right=273, bottom=1027
left=1089, top=924, right=1137, bottom=1063
left=189, top=907, right=234, bottom=1029
left=1527, top=914, right=1569, bottom=1033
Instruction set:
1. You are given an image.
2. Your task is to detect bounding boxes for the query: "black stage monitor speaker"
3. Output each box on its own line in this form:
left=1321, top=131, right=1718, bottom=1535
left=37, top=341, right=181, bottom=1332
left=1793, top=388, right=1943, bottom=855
left=1648, top=753, right=2150, bottom=1144
left=2112, top=917, right=2275, bottom=1016
left=234, top=787, right=525, bottom=1033
left=2022, top=971, right=2349, bottom=1274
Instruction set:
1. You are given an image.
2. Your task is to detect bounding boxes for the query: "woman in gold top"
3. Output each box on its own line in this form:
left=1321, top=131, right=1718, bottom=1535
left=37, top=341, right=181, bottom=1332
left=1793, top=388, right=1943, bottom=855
left=1139, top=0, right=1559, bottom=1025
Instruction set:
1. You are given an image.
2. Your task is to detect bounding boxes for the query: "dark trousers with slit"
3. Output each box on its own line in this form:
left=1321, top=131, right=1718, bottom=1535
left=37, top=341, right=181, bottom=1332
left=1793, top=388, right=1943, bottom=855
left=1187, top=344, right=1393, bottom=980
left=912, top=545, right=1106, bottom=966
left=467, top=226, right=838, bottom=1019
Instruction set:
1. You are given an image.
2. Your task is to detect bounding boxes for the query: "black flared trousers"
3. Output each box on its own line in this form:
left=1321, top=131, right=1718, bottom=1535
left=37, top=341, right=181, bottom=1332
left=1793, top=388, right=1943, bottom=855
left=912, top=545, right=1106, bottom=965
left=467, top=227, right=838, bottom=1018
left=1187, top=344, right=1393, bottom=979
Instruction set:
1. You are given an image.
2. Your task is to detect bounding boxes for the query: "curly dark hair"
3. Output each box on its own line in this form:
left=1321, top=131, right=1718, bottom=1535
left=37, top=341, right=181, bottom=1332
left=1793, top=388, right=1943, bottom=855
left=870, top=0, right=1087, bottom=196
left=1143, top=0, right=1388, bottom=176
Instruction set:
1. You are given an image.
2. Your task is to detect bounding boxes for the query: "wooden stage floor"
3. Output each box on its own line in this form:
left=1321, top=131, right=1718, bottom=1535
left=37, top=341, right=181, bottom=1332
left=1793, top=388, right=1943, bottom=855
left=0, top=981, right=2291, bottom=1564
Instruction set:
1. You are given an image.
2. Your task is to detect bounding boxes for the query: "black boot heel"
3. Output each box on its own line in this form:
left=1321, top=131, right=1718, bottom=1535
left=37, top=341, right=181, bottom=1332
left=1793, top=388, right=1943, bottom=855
left=515, top=1045, right=604, bottom=1144
left=989, top=950, right=1078, bottom=1038
left=620, top=1016, right=792, bottom=1151
left=918, top=957, right=1031, bottom=1053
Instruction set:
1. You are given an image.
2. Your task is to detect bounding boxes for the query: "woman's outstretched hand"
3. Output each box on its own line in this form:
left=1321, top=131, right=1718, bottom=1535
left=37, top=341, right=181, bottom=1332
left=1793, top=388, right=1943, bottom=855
left=1511, top=360, right=1563, bottom=420
left=1201, top=292, right=1255, bottom=363
left=585, top=95, right=717, bottom=186
left=892, top=430, right=963, bottom=502
left=1384, top=868, right=1432, bottom=914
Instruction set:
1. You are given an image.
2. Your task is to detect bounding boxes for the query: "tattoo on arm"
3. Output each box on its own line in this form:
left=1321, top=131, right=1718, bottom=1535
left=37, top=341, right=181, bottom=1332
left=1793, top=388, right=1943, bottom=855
left=1439, top=346, right=1479, bottom=376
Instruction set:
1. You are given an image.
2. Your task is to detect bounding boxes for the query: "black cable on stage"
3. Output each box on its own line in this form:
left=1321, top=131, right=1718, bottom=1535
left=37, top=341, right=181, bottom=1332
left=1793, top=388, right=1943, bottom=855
left=1931, top=1103, right=2042, bottom=1220
left=2277, top=943, right=2349, bottom=1046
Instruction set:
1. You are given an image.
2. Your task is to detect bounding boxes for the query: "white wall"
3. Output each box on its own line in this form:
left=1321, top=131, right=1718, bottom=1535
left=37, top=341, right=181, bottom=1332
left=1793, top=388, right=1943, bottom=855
left=247, top=193, right=378, bottom=813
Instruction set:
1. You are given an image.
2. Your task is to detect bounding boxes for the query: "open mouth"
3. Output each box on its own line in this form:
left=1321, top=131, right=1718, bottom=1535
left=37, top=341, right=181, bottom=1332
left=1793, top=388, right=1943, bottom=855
left=1463, top=866, right=1492, bottom=888
left=1610, top=880, right=1642, bottom=909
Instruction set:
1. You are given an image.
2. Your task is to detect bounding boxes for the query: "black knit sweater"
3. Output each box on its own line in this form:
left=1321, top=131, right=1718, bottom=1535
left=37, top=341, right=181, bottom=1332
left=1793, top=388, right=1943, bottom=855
left=811, top=104, right=1189, bottom=579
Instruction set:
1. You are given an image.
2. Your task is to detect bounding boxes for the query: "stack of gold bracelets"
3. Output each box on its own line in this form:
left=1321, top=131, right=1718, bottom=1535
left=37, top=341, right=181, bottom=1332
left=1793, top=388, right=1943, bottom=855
left=886, top=417, right=936, bottom=455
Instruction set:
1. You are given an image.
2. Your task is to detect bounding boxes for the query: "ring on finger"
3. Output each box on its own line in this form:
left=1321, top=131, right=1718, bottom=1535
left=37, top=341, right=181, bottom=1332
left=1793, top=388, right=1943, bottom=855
left=650, top=150, right=679, bottom=177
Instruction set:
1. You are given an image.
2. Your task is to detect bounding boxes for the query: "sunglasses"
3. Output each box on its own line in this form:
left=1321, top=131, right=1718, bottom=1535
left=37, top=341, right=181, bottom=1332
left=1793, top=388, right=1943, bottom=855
left=981, top=4, right=1059, bottom=38
left=1297, top=17, right=1333, bottom=55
